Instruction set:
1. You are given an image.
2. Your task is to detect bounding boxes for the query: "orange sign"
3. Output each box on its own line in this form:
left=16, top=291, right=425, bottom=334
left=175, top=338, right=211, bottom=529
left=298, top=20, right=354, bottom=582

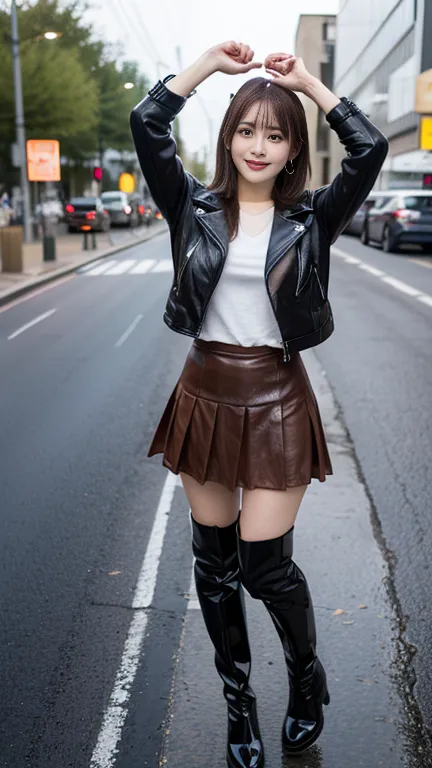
left=26, top=139, right=61, bottom=182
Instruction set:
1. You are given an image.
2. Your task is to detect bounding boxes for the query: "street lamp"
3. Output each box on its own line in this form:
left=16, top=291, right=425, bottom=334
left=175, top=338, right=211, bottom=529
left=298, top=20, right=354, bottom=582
left=10, top=1, right=61, bottom=242
left=43, top=31, right=61, bottom=40
left=11, top=0, right=31, bottom=242
left=124, top=82, right=135, bottom=90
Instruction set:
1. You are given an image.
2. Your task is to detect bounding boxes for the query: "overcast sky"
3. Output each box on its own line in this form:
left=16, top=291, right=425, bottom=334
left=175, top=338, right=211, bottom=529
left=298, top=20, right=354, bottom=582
left=84, top=0, right=340, bottom=164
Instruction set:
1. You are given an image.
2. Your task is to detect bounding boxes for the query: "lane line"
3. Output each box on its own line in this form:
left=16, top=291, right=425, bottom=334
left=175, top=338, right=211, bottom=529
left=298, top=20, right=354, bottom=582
left=408, top=258, right=432, bottom=269
left=7, top=309, right=57, bottom=340
left=358, top=263, right=385, bottom=277
left=114, top=315, right=144, bottom=348
left=90, top=471, right=179, bottom=768
left=331, top=246, right=432, bottom=309
left=381, top=276, right=421, bottom=297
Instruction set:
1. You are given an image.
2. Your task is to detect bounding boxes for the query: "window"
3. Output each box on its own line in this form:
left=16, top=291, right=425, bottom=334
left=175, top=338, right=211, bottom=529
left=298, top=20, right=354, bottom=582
left=402, top=195, right=432, bottom=209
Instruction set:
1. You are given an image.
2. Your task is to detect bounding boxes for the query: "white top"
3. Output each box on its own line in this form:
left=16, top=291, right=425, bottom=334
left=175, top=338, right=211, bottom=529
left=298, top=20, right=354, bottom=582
left=199, top=205, right=283, bottom=348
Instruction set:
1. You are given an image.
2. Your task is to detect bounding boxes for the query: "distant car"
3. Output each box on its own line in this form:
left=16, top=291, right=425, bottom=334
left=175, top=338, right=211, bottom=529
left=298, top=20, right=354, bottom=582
left=139, top=199, right=158, bottom=224
left=65, top=197, right=110, bottom=233
left=361, top=190, right=432, bottom=252
left=343, top=191, right=384, bottom=236
left=100, top=191, right=139, bottom=227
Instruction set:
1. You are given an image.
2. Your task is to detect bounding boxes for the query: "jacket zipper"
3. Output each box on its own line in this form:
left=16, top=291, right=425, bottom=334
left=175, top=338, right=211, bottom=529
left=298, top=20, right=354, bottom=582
left=173, top=237, right=202, bottom=295
left=264, top=227, right=310, bottom=364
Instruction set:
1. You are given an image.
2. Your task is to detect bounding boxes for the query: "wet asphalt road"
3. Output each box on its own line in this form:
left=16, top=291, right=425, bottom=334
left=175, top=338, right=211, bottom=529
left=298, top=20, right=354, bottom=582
left=0, top=229, right=431, bottom=767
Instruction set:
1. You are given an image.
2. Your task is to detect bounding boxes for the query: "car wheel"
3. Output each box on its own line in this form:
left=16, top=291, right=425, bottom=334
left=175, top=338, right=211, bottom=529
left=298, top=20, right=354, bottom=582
left=382, top=225, right=398, bottom=253
left=67, top=225, right=76, bottom=233
left=360, top=223, right=369, bottom=245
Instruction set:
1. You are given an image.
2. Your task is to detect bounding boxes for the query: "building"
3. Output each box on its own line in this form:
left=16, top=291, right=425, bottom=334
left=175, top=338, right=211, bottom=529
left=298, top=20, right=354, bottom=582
left=332, top=0, right=432, bottom=190
left=295, top=14, right=337, bottom=190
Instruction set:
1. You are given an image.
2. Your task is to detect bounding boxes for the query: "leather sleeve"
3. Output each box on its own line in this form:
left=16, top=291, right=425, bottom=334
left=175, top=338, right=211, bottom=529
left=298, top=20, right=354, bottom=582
left=130, top=80, right=195, bottom=231
left=312, top=97, right=389, bottom=245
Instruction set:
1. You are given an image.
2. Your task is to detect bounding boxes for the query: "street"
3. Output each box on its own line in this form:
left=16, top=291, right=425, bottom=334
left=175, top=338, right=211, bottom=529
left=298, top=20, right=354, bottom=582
left=0, top=229, right=431, bottom=767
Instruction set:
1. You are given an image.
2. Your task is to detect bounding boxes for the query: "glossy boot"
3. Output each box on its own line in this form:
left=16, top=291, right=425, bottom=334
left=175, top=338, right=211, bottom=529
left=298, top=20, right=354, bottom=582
left=191, top=514, right=264, bottom=768
left=237, top=524, right=330, bottom=755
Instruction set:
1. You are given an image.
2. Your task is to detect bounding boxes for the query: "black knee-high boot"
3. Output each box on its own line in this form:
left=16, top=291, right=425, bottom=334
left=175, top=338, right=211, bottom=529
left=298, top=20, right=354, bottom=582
left=191, top=514, right=264, bottom=768
left=237, top=524, right=329, bottom=755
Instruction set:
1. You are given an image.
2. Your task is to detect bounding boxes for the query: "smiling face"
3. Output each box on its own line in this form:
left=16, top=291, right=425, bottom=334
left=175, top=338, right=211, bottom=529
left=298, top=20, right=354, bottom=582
left=229, top=101, right=291, bottom=187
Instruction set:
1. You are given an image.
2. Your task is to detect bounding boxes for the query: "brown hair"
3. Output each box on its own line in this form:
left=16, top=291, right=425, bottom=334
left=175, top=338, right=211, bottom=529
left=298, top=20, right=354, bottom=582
left=208, top=77, right=311, bottom=240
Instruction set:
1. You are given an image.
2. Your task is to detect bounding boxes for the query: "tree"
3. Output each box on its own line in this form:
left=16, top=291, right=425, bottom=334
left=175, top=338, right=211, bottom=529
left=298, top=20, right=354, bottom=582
left=0, top=0, right=150, bottom=187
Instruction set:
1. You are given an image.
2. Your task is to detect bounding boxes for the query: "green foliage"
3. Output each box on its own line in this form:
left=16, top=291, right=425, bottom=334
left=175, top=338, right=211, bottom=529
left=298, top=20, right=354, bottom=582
left=0, top=0, right=150, bottom=177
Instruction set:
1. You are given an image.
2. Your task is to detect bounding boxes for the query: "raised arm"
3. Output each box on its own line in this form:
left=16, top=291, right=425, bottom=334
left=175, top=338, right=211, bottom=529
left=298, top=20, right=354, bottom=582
left=306, top=82, right=389, bottom=245
left=265, top=53, right=389, bottom=245
left=130, top=42, right=262, bottom=232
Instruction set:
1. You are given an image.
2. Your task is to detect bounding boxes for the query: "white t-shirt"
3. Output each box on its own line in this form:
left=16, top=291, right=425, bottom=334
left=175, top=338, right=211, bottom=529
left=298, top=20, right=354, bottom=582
left=199, top=205, right=283, bottom=348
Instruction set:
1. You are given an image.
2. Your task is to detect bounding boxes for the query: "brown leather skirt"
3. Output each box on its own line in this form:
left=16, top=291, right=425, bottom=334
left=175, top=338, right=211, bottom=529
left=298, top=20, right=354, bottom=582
left=147, top=339, right=333, bottom=491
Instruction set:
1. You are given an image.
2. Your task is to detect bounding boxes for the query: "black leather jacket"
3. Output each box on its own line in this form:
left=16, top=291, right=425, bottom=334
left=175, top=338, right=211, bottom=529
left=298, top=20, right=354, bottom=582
left=130, top=79, right=388, bottom=362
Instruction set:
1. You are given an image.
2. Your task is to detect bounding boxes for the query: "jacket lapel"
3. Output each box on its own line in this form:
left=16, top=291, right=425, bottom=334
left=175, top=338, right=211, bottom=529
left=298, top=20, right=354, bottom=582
left=190, top=190, right=315, bottom=274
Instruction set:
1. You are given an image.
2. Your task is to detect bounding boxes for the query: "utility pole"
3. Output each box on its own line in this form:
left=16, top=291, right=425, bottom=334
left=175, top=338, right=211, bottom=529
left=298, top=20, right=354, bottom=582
left=11, top=0, right=32, bottom=242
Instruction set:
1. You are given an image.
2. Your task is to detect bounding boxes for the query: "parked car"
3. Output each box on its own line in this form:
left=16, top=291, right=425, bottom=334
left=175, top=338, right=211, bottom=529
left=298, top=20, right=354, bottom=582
left=65, top=197, right=110, bottom=233
left=100, top=191, right=140, bottom=227
left=361, top=190, right=432, bottom=252
left=343, top=191, right=384, bottom=236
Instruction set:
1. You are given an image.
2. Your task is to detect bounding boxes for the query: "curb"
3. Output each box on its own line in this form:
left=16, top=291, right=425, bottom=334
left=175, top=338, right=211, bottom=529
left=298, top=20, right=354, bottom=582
left=0, top=222, right=169, bottom=308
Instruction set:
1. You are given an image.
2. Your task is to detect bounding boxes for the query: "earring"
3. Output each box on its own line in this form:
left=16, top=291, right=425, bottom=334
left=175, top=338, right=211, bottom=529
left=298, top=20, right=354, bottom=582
left=284, top=160, right=295, bottom=175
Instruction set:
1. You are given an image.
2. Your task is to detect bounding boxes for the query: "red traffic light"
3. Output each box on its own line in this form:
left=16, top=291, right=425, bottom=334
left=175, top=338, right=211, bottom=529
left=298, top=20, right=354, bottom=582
left=93, top=166, right=103, bottom=181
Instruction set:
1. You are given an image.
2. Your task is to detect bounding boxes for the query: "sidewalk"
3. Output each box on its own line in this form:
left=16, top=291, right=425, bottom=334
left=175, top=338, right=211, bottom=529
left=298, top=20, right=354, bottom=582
left=0, top=220, right=168, bottom=307
left=162, top=349, right=429, bottom=767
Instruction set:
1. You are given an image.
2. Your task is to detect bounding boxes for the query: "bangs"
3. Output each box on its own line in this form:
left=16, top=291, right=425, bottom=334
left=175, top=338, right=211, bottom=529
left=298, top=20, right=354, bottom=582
left=239, top=98, right=289, bottom=139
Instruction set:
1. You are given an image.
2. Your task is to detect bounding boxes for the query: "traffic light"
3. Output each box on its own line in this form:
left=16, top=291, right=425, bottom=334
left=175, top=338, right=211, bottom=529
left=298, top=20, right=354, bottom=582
left=93, top=166, right=103, bottom=182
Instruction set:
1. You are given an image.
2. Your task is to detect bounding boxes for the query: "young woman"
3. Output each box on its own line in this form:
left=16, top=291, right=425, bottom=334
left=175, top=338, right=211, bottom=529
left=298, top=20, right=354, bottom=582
left=130, top=41, right=388, bottom=768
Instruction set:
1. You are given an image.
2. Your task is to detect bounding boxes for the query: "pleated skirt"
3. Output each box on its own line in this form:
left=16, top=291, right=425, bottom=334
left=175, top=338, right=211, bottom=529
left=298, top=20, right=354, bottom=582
left=147, top=338, right=333, bottom=492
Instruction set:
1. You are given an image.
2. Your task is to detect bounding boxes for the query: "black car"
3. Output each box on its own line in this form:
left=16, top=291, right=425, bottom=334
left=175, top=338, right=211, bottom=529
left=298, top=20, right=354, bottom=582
left=361, top=190, right=432, bottom=252
left=343, top=191, right=383, bottom=236
left=65, top=197, right=110, bottom=233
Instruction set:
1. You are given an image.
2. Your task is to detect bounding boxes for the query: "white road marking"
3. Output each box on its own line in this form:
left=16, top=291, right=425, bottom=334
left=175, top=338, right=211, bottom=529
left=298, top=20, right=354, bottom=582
left=418, top=294, right=432, bottom=307
left=90, top=471, right=180, bottom=768
left=7, top=309, right=57, bottom=340
left=78, top=258, right=172, bottom=276
left=104, top=260, right=138, bottom=275
left=151, top=260, right=173, bottom=272
left=358, top=263, right=385, bottom=277
left=332, top=246, right=432, bottom=309
left=114, top=315, right=144, bottom=348
left=85, top=260, right=117, bottom=275
left=130, top=259, right=157, bottom=274
left=381, top=276, right=421, bottom=297
left=409, top=258, right=432, bottom=269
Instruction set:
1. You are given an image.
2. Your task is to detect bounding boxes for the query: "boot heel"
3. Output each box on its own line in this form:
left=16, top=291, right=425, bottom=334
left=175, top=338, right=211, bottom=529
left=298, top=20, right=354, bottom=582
left=323, top=690, right=330, bottom=706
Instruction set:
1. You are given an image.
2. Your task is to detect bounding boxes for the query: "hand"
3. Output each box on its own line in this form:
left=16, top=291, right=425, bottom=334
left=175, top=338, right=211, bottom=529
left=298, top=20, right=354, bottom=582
left=264, top=53, right=315, bottom=93
left=202, top=41, right=263, bottom=76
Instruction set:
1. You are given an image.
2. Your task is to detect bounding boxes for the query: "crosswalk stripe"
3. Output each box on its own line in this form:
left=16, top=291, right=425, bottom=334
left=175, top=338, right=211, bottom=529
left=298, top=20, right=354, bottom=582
left=104, top=260, right=138, bottom=275
left=79, top=259, right=173, bottom=276
left=85, top=260, right=117, bottom=275
left=151, top=260, right=173, bottom=272
left=130, top=259, right=157, bottom=274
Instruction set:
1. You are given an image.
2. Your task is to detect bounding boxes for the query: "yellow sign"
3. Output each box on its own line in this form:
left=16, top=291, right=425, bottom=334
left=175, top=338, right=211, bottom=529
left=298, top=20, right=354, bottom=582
left=420, top=117, right=432, bottom=150
left=416, top=69, right=432, bottom=114
left=118, top=173, right=135, bottom=193
left=26, top=139, right=61, bottom=182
